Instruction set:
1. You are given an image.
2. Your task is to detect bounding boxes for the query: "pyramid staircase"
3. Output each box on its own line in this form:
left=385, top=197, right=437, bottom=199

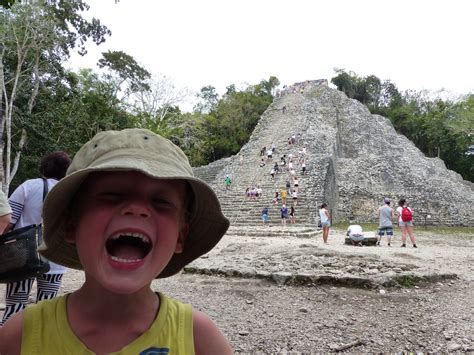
left=194, top=83, right=328, bottom=229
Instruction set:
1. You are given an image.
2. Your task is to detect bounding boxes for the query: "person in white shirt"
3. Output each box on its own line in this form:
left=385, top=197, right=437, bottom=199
left=396, top=198, right=417, bottom=248
left=346, top=224, right=364, bottom=246
left=1, top=151, right=71, bottom=326
left=319, top=203, right=331, bottom=243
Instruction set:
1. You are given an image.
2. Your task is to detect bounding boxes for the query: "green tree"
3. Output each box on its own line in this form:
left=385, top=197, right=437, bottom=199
left=98, top=50, right=151, bottom=100
left=194, top=85, right=219, bottom=113
left=0, top=0, right=109, bottom=193
left=11, top=68, right=136, bottom=189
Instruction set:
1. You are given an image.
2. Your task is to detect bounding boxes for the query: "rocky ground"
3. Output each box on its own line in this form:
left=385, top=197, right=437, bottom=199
left=1, top=227, right=473, bottom=353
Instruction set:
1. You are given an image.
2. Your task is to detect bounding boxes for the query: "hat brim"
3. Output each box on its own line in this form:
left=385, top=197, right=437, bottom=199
left=40, top=165, right=229, bottom=278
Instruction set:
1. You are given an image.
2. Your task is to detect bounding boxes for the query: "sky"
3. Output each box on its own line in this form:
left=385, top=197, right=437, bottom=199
left=70, top=0, right=474, bottom=111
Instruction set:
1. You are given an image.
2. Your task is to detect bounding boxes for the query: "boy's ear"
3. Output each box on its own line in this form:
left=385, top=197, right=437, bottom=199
left=63, top=210, right=77, bottom=244
left=174, top=223, right=189, bottom=254
left=64, top=224, right=76, bottom=244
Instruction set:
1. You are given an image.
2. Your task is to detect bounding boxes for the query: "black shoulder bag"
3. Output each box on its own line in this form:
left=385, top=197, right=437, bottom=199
left=0, top=179, right=51, bottom=283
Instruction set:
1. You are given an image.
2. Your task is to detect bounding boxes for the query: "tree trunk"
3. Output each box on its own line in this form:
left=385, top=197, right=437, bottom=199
left=27, top=48, right=41, bottom=114
left=0, top=46, right=5, bottom=192
left=9, top=128, right=27, bottom=190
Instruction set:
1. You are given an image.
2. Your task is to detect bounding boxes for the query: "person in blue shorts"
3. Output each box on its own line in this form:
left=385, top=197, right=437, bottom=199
left=280, top=204, right=289, bottom=225
left=377, top=197, right=394, bottom=246
left=261, top=206, right=269, bottom=224
left=319, top=203, right=331, bottom=243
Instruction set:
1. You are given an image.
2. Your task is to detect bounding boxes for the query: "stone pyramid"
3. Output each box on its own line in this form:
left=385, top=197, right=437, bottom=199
left=194, top=80, right=474, bottom=227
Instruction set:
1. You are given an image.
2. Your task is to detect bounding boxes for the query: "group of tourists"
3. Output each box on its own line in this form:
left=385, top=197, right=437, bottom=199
left=258, top=130, right=310, bottom=226
left=376, top=197, right=417, bottom=247
left=245, top=186, right=263, bottom=199
left=341, top=197, right=418, bottom=247
left=323, top=200, right=412, bottom=247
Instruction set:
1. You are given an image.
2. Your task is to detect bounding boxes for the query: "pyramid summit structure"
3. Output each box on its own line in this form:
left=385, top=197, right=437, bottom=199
left=194, top=80, right=474, bottom=227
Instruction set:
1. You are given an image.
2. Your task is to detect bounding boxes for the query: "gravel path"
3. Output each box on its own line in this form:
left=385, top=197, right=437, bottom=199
left=1, top=228, right=472, bottom=353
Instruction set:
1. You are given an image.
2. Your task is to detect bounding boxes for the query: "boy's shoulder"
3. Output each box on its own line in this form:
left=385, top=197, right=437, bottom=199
left=0, top=311, right=23, bottom=355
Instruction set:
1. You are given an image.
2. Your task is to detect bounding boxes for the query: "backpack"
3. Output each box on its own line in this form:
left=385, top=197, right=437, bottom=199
left=401, top=207, right=412, bottom=222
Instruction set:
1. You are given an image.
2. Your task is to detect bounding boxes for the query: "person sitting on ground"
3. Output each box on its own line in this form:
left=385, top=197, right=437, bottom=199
left=256, top=185, right=262, bottom=198
left=250, top=187, right=257, bottom=200
left=281, top=155, right=287, bottom=166
left=273, top=191, right=279, bottom=204
left=267, top=148, right=273, bottom=160
left=259, top=158, right=266, bottom=168
left=0, top=128, right=233, bottom=354
left=346, top=224, right=365, bottom=246
left=377, top=197, right=394, bottom=246
left=261, top=206, right=269, bottom=224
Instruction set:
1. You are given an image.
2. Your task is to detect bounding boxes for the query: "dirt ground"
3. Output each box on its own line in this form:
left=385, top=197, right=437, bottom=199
left=1, top=228, right=473, bottom=353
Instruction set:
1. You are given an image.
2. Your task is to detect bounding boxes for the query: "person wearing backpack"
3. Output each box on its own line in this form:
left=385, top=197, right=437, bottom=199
left=397, top=198, right=417, bottom=248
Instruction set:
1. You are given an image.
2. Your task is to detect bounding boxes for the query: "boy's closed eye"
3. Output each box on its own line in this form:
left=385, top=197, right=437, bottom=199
left=97, top=191, right=178, bottom=210
left=97, top=191, right=125, bottom=202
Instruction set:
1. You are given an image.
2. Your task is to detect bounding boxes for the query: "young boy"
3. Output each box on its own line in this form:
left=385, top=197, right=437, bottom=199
left=0, top=128, right=233, bottom=354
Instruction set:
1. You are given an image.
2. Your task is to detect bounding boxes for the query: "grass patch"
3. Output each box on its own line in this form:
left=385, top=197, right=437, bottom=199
left=397, top=275, right=417, bottom=288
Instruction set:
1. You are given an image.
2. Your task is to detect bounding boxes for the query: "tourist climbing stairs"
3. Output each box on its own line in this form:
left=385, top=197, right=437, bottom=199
left=194, top=82, right=330, bottom=228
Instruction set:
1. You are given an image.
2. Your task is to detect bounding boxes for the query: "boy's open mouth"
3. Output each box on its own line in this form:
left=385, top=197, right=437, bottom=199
left=106, top=232, right=152, bottom=262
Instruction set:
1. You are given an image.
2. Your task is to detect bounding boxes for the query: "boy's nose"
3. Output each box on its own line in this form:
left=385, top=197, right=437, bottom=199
left=121, top=200, right=151, bottom=218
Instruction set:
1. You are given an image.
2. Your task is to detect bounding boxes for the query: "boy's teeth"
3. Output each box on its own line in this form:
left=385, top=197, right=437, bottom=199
left=110, top=232, right=150, bottom=243
left=110, top=256, right=142, bottom=263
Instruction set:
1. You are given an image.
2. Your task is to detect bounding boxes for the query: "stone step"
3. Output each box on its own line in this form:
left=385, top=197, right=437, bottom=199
left=225, top=225, right=320, bottom=238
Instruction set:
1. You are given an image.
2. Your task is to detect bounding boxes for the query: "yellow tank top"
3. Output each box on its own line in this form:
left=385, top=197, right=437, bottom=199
left=21, top=293, right=194, bottom=354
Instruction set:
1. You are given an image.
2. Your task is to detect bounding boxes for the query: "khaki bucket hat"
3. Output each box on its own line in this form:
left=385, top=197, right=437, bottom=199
left=39, top=128, right=229, bottom=278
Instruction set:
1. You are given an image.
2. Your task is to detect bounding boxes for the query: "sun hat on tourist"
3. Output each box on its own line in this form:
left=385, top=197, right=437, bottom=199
left=39, top=128, right=230, bottom=278
left=383, top=197, right=391, bottom=204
